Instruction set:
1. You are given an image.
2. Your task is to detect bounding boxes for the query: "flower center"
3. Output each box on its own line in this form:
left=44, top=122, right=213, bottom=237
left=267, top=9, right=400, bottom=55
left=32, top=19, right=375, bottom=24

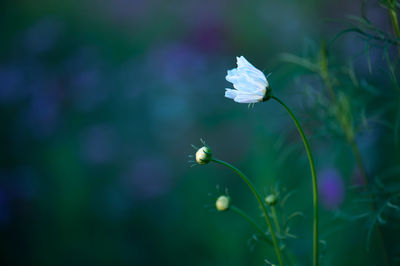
left=262, top=88, right=272, bottom=102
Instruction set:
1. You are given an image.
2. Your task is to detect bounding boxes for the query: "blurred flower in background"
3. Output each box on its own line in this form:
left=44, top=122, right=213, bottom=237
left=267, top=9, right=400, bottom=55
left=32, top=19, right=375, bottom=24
left=318, top=168, right=345, bottom=210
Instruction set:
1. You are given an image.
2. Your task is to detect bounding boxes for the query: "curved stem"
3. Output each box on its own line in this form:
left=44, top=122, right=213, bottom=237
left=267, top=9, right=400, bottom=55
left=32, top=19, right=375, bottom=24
left=271, top=206, right=281, bottom=235
left=230, top=205, right=273, bottom=246
left=212, top=158, right=284, bottom=266
left=231, top=205, right=295, bottom=266
left=271, top=96, right=319, bottom=266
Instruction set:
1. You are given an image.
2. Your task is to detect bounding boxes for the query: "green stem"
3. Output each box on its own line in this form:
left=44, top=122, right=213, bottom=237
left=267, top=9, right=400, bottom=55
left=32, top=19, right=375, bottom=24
left=388, top=5, right=400, bottom=56
left=230, top=205, right=273, bottom=246
left=271, top=206, right=281, bottom=235
left=212, top=158, right=284, bottom=266
left=271, top=96, right=319, bottom=266
left=349, top=138, right=368, bottom=185
left=390, top=9, right=400, bottom=38
left=231, top=205, right=294, bottom=266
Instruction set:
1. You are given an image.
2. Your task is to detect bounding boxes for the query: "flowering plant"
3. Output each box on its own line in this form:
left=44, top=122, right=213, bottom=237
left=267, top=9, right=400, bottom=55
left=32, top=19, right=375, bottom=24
left=190, top=56, right=320, bottom=266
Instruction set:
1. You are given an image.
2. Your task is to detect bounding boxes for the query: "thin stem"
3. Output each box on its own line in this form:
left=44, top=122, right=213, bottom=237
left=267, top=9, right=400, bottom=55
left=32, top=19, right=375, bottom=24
left=321, top=73, right=336, bottom=103
left=271, top=206, right=281, bottom=235
left=349, top=138, right=368, bottom=185
left=388, top=5, right=400, bottom=56
left=212, top=158, right=284, bottom=266
left=231, top=205, right=294, bottom=266
left=319, top=43, right=337, bottom=103
left=271, top=96, right=319, bottom=266
left=230, top=205, right=273, bottom=246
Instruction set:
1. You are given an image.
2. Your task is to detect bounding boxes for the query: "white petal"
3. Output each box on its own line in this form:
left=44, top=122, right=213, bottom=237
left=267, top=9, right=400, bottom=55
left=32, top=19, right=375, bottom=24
left=239, top=67, right=267, bottom=84
left=233, top=74, right=267, bottom=93
left=232, top=90, right=264, bottom=103
left=227, top=70, right=267, bottom=94
left=225, top=88, right=259, bottom=98
left=225, top=69, right=240, bottom=83
left=236, top=56, right=266, bottom=82
left=224, top=89, right=237, bottom=99
left=234, top=94, right=263, bottom=103
left=236, top=56, right=255, bottom=69
left=233, top=81, right=265, bottom=95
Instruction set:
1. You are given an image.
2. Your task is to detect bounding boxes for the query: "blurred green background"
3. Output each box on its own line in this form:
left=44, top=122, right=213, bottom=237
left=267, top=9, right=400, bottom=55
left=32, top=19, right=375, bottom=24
left=1, top=0, right=400, bottom=265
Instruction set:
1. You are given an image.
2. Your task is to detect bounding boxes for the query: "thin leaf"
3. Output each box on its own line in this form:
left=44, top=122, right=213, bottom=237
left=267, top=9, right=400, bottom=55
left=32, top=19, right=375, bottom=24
left=365, top=41, right=372, bottom=73
left=279, top=53, right=319, bottom=72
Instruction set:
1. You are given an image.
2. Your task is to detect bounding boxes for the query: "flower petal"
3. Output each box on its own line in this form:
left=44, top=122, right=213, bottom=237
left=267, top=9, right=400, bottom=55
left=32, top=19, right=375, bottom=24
left=234, top=93, right=263, bottom=103
left=232, top=74, right=267, bottom=93
left=227, top=71, right=267, bottom=93
left=225, top=69, right=240, bottom=83
left=236, top=56, right=267, bottom=82
left=233, top=81, right=265, bottom=96
left=236, top=56, right=255, bottom=69
left=224, top=89, right=237, bottom=99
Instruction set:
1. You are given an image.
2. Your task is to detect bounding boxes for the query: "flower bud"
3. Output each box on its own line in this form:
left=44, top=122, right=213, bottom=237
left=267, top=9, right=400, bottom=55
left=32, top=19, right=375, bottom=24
left=195, top=146, right=212, bottom=165
left=265, top=194, right=278, bottom=206
left=215, top=195, right=230, bottom=211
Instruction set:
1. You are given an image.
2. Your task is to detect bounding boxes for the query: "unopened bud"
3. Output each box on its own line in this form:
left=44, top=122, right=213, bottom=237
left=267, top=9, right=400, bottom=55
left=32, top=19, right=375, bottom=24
left=215, top=195, right=230, bottom=211
left=196, top=146, right=212, bottom=165
left=265, top=194, right=278, bottom=206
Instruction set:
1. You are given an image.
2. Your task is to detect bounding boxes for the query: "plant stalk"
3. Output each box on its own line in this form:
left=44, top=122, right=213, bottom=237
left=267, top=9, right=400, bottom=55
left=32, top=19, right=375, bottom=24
left=349, top=138, right=368, bottom=185
left=271, top=96, right=319, bottom=266
left=230, top=205, right=273, bottom=245
left=271, top=206, right=281, bottom=235
left=388, top=5, right=400, bottom=56
left=212, top=158, right=284, bottom=266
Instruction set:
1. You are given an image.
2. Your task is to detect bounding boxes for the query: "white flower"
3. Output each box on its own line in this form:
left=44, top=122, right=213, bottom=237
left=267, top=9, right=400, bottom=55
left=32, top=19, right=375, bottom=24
left=225, top=56, right=270, bottom=103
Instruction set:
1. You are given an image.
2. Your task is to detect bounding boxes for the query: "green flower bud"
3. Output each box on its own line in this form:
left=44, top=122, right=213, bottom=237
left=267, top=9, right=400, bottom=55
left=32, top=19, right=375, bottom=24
left=265, top=194, right=278, bottom=206
left=195, top=146, right=212, bottom=165
left=215, top=195, right=230, bottom=211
